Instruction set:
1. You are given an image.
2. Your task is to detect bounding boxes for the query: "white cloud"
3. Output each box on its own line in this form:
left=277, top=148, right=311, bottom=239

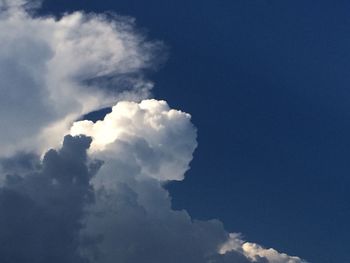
left=219, top=233, right=308, bottom=263
left=70, top=99, right=197, bottom=181
left=0, top=3, right=158, bottom=156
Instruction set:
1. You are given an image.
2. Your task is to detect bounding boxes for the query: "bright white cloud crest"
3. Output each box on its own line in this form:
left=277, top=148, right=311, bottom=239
left=71, top=99, right=197, bottom=181
left=0, top=2, right=308, bottom=263
left=219, top=234, right=306, bottom=263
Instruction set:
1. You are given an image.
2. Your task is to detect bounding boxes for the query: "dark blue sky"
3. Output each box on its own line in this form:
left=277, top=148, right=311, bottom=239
left=41, top=1, right=350, bottom=262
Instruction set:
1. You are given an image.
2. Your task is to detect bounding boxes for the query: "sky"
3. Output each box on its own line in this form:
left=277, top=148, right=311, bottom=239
left=0, top=0, right=349, bottom=262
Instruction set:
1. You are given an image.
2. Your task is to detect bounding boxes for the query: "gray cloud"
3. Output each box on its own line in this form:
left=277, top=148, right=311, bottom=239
left=82, top=178, right=253, bottom=263
left=0, top=133, right=249, bottom=263
left=0, top=135, right=100, bottom=263
left=0, top=123, right=307, bottom=263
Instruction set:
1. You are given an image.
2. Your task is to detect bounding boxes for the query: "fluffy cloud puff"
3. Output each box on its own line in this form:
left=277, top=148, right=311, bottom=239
left=0, top=1, right=159, bottom=156
left=70, top=99, right=197, bottom=182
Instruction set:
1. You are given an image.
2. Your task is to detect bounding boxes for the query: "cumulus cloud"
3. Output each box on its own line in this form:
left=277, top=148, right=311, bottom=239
left=0, top=1, right=160, bottom=156
left=70, top=99, right=197, bottom=181
left=68, top=100, right=307, bottom=263
left=0, top=2, right=308, bottom=263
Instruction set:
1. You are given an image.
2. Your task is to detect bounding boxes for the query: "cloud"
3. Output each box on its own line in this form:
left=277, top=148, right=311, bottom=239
left=219, top=234, right=306, bottom=263
left=70, top=99, right=197, bottom=182
left=69, top=100, right=307, bottom=263
left=0, top=1, right=160, bottom=156
left=0, top=135, right=101, bottom=263
left=0, top=0, right=31, bottom=9
left=0, top=2, right=309, bottom=263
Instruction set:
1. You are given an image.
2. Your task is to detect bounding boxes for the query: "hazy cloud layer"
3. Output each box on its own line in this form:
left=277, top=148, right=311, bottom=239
left=0, top=2, right=308, bottom=263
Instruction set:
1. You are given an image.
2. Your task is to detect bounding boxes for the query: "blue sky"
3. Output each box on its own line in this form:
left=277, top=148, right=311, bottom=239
left=0, top=1, right=349, bottom=262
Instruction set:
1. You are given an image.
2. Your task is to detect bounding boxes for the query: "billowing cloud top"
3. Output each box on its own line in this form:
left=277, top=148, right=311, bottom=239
left=71, top=99, right=197, bottom=181
left=0, top=2, right=308, bottom=263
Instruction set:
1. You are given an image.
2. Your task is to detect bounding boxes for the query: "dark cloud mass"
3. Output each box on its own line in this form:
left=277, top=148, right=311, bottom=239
left=0, top=108, right=306, bottom=263
left=0, top=135, right=249, bottom=263
left=0, top=135, right=100, bottom=263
